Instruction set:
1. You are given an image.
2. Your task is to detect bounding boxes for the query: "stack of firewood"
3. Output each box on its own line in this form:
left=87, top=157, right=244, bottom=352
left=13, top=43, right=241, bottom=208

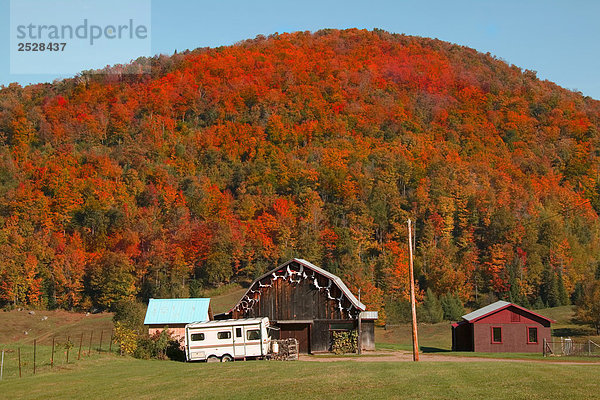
left=270, top=338, right=299, bottom=361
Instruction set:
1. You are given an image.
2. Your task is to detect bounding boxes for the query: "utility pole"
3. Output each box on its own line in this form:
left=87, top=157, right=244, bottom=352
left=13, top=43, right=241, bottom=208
left=357, top=289, right=362, bottom=355
left=407, top=218, right=420, bottom=361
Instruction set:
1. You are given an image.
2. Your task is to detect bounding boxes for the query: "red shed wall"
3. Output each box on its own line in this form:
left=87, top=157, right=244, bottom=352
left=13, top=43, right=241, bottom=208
left=472, top=307, right=551, bottom=353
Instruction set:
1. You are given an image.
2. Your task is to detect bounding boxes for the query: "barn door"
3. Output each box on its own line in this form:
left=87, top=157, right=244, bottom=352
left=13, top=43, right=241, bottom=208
left=278, top=323, right=311, bottom=353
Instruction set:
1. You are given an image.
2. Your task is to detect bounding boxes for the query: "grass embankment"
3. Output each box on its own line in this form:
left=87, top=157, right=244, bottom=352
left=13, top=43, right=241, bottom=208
left=0, top=284, right=247, bottom=379
left=0, top=308, right=114, bottom=345
left=0, top=309, right=117, bottom=379
left=202, top=283, right=247, bottom=314
left=1, top=356, right=600, bottom=399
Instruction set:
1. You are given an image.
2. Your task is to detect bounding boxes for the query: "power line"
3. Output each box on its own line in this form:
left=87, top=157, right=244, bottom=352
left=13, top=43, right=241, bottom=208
left=521, top=198, right=591, bottom=228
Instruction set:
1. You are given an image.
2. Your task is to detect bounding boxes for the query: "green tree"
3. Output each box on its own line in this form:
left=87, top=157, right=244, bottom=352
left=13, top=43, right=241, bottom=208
left=540, top=265, right=560, bottom=307
left=440, top=292, right=465, bottom=321
left=557, top=271, right=569, bottom=306
left=112, top=299, right=147, bottom=334
left=575, top=280, right=600, bottom=335
left=420, top=288, right=443, bottom=323
left=87, top=252, right=136, bottom=310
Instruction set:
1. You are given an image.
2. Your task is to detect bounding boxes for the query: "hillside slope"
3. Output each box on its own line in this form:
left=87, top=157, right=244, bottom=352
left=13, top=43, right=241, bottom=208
left=0, top=29, right=599, bottom=315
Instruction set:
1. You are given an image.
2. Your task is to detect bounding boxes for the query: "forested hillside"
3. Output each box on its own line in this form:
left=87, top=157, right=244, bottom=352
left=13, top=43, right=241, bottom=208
left=1, top=29, right=599, bottom=318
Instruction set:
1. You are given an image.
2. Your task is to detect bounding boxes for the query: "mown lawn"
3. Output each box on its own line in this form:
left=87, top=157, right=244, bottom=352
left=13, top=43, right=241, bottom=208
left=2, top=304, right=599, bottom=399
left=1, top=356, right=599, bottom=399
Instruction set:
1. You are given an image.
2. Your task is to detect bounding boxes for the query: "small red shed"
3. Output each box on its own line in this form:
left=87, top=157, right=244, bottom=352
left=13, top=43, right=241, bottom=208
left=452, top=300, right=555, bottom=353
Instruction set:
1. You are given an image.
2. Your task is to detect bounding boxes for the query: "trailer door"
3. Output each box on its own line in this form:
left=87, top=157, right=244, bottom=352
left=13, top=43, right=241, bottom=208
left=234, top=326, right=245, bottom=358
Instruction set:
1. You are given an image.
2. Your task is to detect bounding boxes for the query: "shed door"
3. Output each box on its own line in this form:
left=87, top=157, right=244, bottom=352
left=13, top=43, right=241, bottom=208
left=279, top=323, right=311, bottom=353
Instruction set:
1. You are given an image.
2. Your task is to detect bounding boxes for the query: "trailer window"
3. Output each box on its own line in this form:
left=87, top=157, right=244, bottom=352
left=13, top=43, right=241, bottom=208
left=246, top=329, right=261, bottom=340
left=236, top=328, right=242, bottom=338
left=217, top=331, right=231, bottom=340
left=191, top=333, right=204, bottom=341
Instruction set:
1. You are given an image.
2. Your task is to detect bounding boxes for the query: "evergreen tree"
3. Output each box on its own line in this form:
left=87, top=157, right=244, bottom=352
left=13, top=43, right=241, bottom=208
left=576, top=280, right=600, bottom=335
left=557, top=271, right=569, bottom=306
left=420, top=288, right=443, bottom=323
left=517, top=293, right=531, bottom=309
left=541, top=265, right=560, bottom=307
left=508, top=275, right=520, bottom=304
left=571, top=282, right=585, bottom=305
left=532, top=296, right=546, bottom=309
left=440, top=293, right=465, bottom=321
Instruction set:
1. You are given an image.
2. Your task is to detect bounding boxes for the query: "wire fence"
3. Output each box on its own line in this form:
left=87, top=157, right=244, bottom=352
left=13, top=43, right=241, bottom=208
left=0, top=330, right=114, bottom=381
left=543, top=338, right=600, bottom=357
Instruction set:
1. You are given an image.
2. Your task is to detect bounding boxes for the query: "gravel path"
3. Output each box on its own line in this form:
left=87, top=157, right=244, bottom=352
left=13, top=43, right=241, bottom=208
left=299, top=350, right=600, bottom=365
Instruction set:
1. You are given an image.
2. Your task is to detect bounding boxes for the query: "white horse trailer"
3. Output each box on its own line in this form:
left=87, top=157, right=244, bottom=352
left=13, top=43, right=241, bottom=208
left=185, top=317, right=271, bottom=362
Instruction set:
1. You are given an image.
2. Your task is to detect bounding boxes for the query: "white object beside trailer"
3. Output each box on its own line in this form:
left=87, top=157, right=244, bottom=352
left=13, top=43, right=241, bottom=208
left=185, top=317, right=271, bottom=362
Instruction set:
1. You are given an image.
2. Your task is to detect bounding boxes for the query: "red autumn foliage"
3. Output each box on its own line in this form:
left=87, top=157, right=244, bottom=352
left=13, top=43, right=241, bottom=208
left=0, top=29, right=598, bottom=314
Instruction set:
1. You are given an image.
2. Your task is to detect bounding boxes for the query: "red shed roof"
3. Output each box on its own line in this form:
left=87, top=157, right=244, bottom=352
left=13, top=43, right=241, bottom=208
left=461, top=300, right=556, bottom=324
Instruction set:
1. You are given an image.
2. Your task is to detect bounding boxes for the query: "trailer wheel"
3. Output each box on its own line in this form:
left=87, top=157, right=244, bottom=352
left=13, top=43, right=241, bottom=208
left=206, top=355, right=220, bottom=363
left=221, top=354, right=233, bottom=362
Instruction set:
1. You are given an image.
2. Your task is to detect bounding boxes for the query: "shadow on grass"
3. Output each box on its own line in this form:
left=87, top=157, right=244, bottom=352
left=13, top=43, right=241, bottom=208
left=552, top=327, right=594, bottom=337
left=420, top=346, right=452, bottom=353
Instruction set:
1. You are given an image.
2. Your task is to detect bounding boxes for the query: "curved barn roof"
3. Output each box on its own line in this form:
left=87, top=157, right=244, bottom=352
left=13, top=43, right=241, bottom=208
left=229, top=258, right=366, bottom=313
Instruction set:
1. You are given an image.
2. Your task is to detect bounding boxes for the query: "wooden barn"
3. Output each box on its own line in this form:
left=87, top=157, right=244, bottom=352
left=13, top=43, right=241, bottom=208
left=219, top=258, right=378, bottom=354
left=452, top=300, right=554, bottom=353
left=144, top=298, right=212, bottom=341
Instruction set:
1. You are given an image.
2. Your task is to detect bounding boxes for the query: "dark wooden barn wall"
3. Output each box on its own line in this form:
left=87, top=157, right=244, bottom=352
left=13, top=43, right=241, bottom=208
left=229, top=261, right=376, bottom=353
left=232, top=271, right=353, bottom=321
left=278, top=323, right=311, bottom=353
left=311, top=320, right=331, bottom=352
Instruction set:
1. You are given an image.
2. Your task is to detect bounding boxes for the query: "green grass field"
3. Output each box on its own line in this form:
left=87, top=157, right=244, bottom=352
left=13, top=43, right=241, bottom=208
left=2, top=302, right=599, bottom=398
left=1, top=355, right=599, bottom=399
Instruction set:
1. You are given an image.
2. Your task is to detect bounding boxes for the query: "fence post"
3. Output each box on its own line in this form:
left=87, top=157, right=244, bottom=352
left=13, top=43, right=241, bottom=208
left=78, top=332, right=83, bottom=360
left=109, top=332, right=113, bottom=353
left=88, top=331, right=93, bottom=356
left=543, top=338, right=546, bottom=357
left=1, top=349, right=4, bottom=381
left=18, top=347, right=21, bottom=377
left=67, top=335, right=70, bottom=363
left=51, top=337, right=55, bottom=368
left=33, top=339, right=36, bottom=375
left=589, top=340, right=592, bottom=357
left=99, top=330, right=103, bottom=353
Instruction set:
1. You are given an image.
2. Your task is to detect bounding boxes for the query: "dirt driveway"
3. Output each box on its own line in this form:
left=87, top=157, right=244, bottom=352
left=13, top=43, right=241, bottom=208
left=299, top=350, right=600, bottom=365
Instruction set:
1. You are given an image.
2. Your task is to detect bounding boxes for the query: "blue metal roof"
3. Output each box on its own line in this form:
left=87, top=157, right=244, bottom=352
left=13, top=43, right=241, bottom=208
left=143, top=298, right=211, bottom=325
